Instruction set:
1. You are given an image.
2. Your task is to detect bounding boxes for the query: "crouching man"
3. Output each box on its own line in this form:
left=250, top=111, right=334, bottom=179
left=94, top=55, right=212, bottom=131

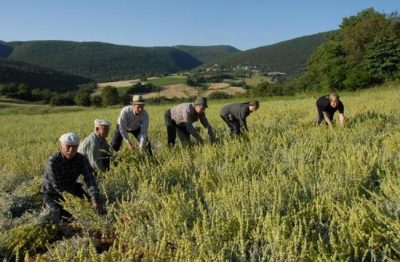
left=42, top=132, right=104, bottom=222
left=78, top=119, right=112, bottom=173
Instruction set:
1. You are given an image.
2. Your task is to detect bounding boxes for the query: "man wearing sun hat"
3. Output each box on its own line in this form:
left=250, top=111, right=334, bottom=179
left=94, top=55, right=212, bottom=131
left=78, top=119, right=113, bottom=173
left=164, top=96, right=216, bottom=146
left=111, top=95, right=152, bottom=156
left=42, top=132, right=104, bottom=222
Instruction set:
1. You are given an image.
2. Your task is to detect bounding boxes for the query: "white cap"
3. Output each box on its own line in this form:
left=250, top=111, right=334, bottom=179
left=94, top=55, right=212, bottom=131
left=94, top=119, right=111, bottom=127
left=59, top=132, right=80, bottom=145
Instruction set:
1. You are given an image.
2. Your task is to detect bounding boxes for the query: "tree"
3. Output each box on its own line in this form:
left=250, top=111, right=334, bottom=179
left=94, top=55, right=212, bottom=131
left=74, top=90, right=92, bottom=106
left=363, top=38, right=400, bottom=81
left=304, top=8, right=400, bottom=91
left=101, top=86, right=120, bottom=106
left=91, top=95, right=102, bottom=107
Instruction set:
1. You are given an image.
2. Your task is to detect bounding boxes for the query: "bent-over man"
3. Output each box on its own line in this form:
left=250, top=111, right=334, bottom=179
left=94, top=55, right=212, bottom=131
left=220, top=101, right=259, bottom=135
left=316, top=92, right=345, bottom=128
left=78, top=119, right=112, bottom=173
left=165, top=96, right=216, bottom=146
left=111, top=95, right=152, bottom=156
left=42, top=132, right=104, bottom=222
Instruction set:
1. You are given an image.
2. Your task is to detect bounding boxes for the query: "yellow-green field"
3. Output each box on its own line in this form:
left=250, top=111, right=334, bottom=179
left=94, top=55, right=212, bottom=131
left=0, top=84, right=399, bottom=260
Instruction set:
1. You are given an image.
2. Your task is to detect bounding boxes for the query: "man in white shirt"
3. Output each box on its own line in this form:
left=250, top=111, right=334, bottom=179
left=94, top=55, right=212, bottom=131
left=111, top=95, right=152, bottom=156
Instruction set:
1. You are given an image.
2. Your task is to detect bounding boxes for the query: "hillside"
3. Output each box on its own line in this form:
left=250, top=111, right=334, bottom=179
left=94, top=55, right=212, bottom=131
left=0, top=41, right=13, bottom=58
left=0, top=59, right=93, bottom=92
left=216, top=31, right=332, bottom=78
left=6, top=41, right=203, bottom=82
left=174, top=45, right=241, bottom=63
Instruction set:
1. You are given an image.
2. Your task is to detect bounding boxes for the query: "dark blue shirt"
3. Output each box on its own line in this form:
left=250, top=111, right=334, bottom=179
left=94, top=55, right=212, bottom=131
left=42, top=152, right=99, bottom=203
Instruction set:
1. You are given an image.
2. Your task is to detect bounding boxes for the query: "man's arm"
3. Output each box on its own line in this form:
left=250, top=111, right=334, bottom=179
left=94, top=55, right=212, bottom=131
left=138, top=112, right=149, bottom=150
left=199, top=114, right=216, bottom=142
left=323, top=111, right=334, bottom=129
left=185, top=122, right=204, bottom=144
left=80, top=157, right=100, bottom=205
left=339, top=113, right=345, bottom=127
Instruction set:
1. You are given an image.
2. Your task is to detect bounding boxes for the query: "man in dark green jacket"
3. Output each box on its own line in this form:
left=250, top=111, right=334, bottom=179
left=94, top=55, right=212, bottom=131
left=220, top=101, right=259, bottom=135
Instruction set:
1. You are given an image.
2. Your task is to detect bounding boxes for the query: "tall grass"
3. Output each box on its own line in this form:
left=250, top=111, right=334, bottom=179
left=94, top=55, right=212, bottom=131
left=0, top=84, right=399, bottom=260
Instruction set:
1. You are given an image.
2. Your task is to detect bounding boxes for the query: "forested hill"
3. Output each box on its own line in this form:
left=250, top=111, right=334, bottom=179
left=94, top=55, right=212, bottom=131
left=0, top=59, right=93, bottom=92
left=215, top=32, right=332, bottom=78
left=5, top=41, right=203, bottom=82
left=0, top=42, right=13, bottom=58
left=174, top=45, right=241, bottom=63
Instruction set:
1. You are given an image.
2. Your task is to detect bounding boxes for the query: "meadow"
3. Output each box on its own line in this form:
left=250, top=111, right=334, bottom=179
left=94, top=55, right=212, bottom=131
left=0, top=84, right=399, bottom=261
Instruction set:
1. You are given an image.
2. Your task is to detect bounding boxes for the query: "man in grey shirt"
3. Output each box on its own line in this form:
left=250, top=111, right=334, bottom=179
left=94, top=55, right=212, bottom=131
left=78, top=119, right=112, bottom=172
left=220, top=101, right=259, bottom=135
left=111, top=95, right=152, bottom=156
left=164, top=96, right=216, bottom=146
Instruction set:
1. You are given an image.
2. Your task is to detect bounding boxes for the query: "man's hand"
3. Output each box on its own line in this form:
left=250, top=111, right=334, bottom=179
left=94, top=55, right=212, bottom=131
left=127, top=142, right=134, bottom=150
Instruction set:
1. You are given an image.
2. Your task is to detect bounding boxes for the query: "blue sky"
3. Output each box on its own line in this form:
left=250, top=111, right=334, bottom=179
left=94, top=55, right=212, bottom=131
left=1, top=1, right=398, bottom=50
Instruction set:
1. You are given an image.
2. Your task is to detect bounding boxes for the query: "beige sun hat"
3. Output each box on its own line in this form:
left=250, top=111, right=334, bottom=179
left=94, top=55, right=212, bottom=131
left=132, top=95, right=145, bottom=105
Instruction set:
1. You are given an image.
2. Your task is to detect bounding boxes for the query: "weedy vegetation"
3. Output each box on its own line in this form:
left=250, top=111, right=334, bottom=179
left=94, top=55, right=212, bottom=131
left=0, top=83, right=399, bottom=261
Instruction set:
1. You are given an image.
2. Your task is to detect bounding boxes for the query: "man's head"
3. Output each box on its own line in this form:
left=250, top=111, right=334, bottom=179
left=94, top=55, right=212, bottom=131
left=94, top=119, right=111, bottom=139
left=248, top=101, right=259, bottom=113
left=194, top=96, right=208, bottom=114
left=131, top=95, right=145, bottom=114
left=59, top=132, right=80, bottom=159
left=328, top=92, right=340, bottom=108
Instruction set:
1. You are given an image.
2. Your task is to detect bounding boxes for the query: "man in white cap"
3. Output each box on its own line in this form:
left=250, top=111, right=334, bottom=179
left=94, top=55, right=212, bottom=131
left=78, top=119, right=112, bottom=172
left=42, top=132, right=104, bottom=222
left=111, top=95, right=152, bottom=156
left=164, top=96, right=216, bottom=146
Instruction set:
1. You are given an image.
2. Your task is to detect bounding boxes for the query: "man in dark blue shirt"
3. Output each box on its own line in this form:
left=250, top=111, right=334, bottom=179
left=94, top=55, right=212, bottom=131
left=316, top=92, right=345, bottom=128
left=42, top=132, right=103, bottom=222
left=220, top=101, right=259, bottom=135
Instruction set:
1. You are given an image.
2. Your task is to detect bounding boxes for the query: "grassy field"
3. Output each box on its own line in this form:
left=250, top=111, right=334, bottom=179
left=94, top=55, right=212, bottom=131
left=241, top=74, right=272, bottom=87
left=0, top=84, right=399, bottom=260
left=145, top=75, right=188, bottom=86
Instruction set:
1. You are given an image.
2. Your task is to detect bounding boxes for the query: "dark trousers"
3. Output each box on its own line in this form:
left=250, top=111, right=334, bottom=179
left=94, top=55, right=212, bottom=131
left=111, top=125, right=153, bottom=156
left=220, top=114, right=240, bottom=134
left=43, top=183, right=89, bottom=221
left=165, top=110, right=191, bottom=146
left=317, top=109, right=334, bottom=124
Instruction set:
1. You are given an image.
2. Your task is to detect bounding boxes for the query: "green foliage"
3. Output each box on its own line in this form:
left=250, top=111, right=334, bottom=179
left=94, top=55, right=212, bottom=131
left=175, top=45, right=240, bottom=63
left=74, top=90, right=92, bottom=106
left=207, top=91, right=232, bottom=99
left=0, top=59, right=93, bottom=93
left=126, top=82, right=162, bottom=94
left=91, top=95, right=102, bottom=107
left=101, top=86, right=120, bottom=106
left=304, top=8, right=400, bottom=92
left=363, top=38, right=400, bottom=81
left=49, top=92, right=75, bottom=106
left=217, top=32, right=330, bottom=78
left=250, top=81, right=283, bottom=97
left=6, top=41, right=203, bottom=82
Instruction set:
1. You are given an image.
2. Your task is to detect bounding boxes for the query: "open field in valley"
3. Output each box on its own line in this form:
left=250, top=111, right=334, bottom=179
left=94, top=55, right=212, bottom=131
left=96, top=75, right=248, bottom=99
left=0, top=84, right=399, bottom=260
